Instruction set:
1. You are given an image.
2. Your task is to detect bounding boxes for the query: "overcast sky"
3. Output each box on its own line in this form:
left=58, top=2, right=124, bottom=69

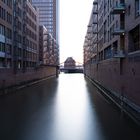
left=59, top=0, right=93, bottom=64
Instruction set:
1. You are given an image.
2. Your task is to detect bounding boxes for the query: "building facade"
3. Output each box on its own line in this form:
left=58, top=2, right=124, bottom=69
left=32, top=0, right=59, bottom=42
left=32, top=0, right=59, bottom=66
left=39, top=25, right=59, bottom=66
left=0, top=0, right=13, bottom=68
left=13, top=0, right=39, bottom=73
left=0, top=0, right=59, bottom=90
left=64, top=57, right=76, bottom=69
left=84, top=0, right=140, bottom=123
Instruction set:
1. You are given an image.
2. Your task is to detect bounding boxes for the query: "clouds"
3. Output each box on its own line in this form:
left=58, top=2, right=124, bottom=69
left=60, top=0, right=93, bottom=64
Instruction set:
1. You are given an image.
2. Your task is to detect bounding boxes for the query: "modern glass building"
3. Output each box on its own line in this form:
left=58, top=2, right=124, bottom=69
left=32, top=0, right=59, bottom=44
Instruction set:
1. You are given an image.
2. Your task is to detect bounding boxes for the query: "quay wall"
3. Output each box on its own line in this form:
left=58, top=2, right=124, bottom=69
left=0, top=66, right=57, bottom=91
left=84, top=58, right=140, bottom=108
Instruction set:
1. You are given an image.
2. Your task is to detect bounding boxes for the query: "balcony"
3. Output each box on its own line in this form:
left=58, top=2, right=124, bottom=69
left=93, top=11, right=98, bottom=14
left=93, top=1, right=98, bottom=5
left=113, top=50, right=125, bottom=58
left=93, top=21, right=97, bottom=24
left=112, top=29, right=125, bottom=35
left=93, top=31, right=98, bottom=34
left=111, top=3, right=125, bottom=14
left=92, top=41, right=98, bottom=44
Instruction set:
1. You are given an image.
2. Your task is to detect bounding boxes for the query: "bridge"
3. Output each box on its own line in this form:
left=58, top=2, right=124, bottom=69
left=59, top=62, right=84, bottom=73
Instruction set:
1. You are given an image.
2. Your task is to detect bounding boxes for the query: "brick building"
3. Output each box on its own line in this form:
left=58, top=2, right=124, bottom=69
left=47, top=33, right=59, bottom=66
left=39, top=25, right=59, bottom=66
left=64, top=57, right=76, bottom=69
left=32, top=0, right=59, bottom=67
left=0, top=0, right=58, bottom=91
left=0, top=0, right=13, bottom=68
left=0, top=0, right=39, bottom=72
left=84, top=0, right=140, bottom=123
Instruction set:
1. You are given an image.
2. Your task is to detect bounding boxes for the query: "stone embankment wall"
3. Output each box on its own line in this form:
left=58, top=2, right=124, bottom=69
left=0, top=66, right=57, bottom=90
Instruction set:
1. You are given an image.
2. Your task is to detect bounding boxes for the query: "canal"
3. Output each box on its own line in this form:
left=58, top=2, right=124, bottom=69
left=0, top=74, right=139, bottom=140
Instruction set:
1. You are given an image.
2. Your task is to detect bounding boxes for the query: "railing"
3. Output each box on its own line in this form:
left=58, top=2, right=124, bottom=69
left=111, top=3, right=125, bottom=14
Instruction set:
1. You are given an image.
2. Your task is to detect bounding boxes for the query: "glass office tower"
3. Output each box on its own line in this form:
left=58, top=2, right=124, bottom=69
left=32, top=0, right=59, bottom=43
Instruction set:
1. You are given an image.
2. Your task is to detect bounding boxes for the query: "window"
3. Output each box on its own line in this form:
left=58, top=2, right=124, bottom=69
left=104, top=46, right=112, bottom=59
left=6, top=44, right=12, bottom=55
left=7, top=12, right=12, bottom=24
left=6, top=28, right=12, bottom=39
left=7, top=0, right=12, bottom=8
left=0, top=6, right=6, bottom=20
left=129, top=25, right=140, bottom=52
left=113, top=41, right=118, bottom=55
left=135, top=0, right=140, bottom=17
left=2, top=0, right=6, bottom=3
left=0, top=58, right=5, bottom=68
left=0, top=42, right=5, bottom=52
left=128, top=5, right=131, bottom=16
left=0, top=24, right=5, bottom=35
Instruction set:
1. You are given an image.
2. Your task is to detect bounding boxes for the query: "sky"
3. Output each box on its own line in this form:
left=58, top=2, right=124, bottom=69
left=59, top=0, right=93, bottom=64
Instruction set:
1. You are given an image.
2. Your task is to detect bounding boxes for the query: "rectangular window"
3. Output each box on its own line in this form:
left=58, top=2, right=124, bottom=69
left=135, top=0, right=140, bottom=17
left=0, top=57, right=5, bottom=68
left=0, top=24, right=5, bottom=35
left=7, top=0, right=12, bottom=8
left=129, top=25, right=140, bottom=52
left=113, top=41, right=118, bottom=55
left=7, top=44, right=12, bottom=55
left=0, top=42, right=5, bottom=52
left=104, top=46, right=112, bottom=59
left=7, top=28, right=12, bottom=39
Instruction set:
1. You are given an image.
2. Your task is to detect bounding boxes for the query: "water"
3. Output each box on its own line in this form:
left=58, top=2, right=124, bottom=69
left=0, top=74, right=139, bottom=140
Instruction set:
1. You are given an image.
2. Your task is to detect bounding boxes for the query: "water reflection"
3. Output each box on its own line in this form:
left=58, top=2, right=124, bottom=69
left=52, top=74, right=104, bottom=140
left=0, top=74, right=139, bottom=140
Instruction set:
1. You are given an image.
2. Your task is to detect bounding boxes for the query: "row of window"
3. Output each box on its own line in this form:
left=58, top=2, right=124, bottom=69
left=32, top=2, right=53, bottom=7
left=0, top=43, right=11, bottom=55
left=98, top=0, right=140, bottom=19
left=26, top=16, right=37, bottom=31
left=26, top=39, right=38, bottom=51
left=24, top=51, right=38, bottom=60
left=0, top=6, right=12, bottom=23
left=15, top=48, right=37, bottom=60
left=26, top=28, right=37, bottom=41
left=98, top=23, right=116, bottom=43
left=0, top=24, right=12, bottom=39
left=25, top=61, right=37, bottom=68
left=26, top=4, right=37, bottom=21
left=17, top=61, right=37, bottom=69
left=14, top=33, right=38, bottom=51
left=89, top=26, right=140, bottom=62
left=1, top=0, right=12, bottom=8
left=15, top=19, right=22, bottom=30
left=89, top=41, right=118, bottom=63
